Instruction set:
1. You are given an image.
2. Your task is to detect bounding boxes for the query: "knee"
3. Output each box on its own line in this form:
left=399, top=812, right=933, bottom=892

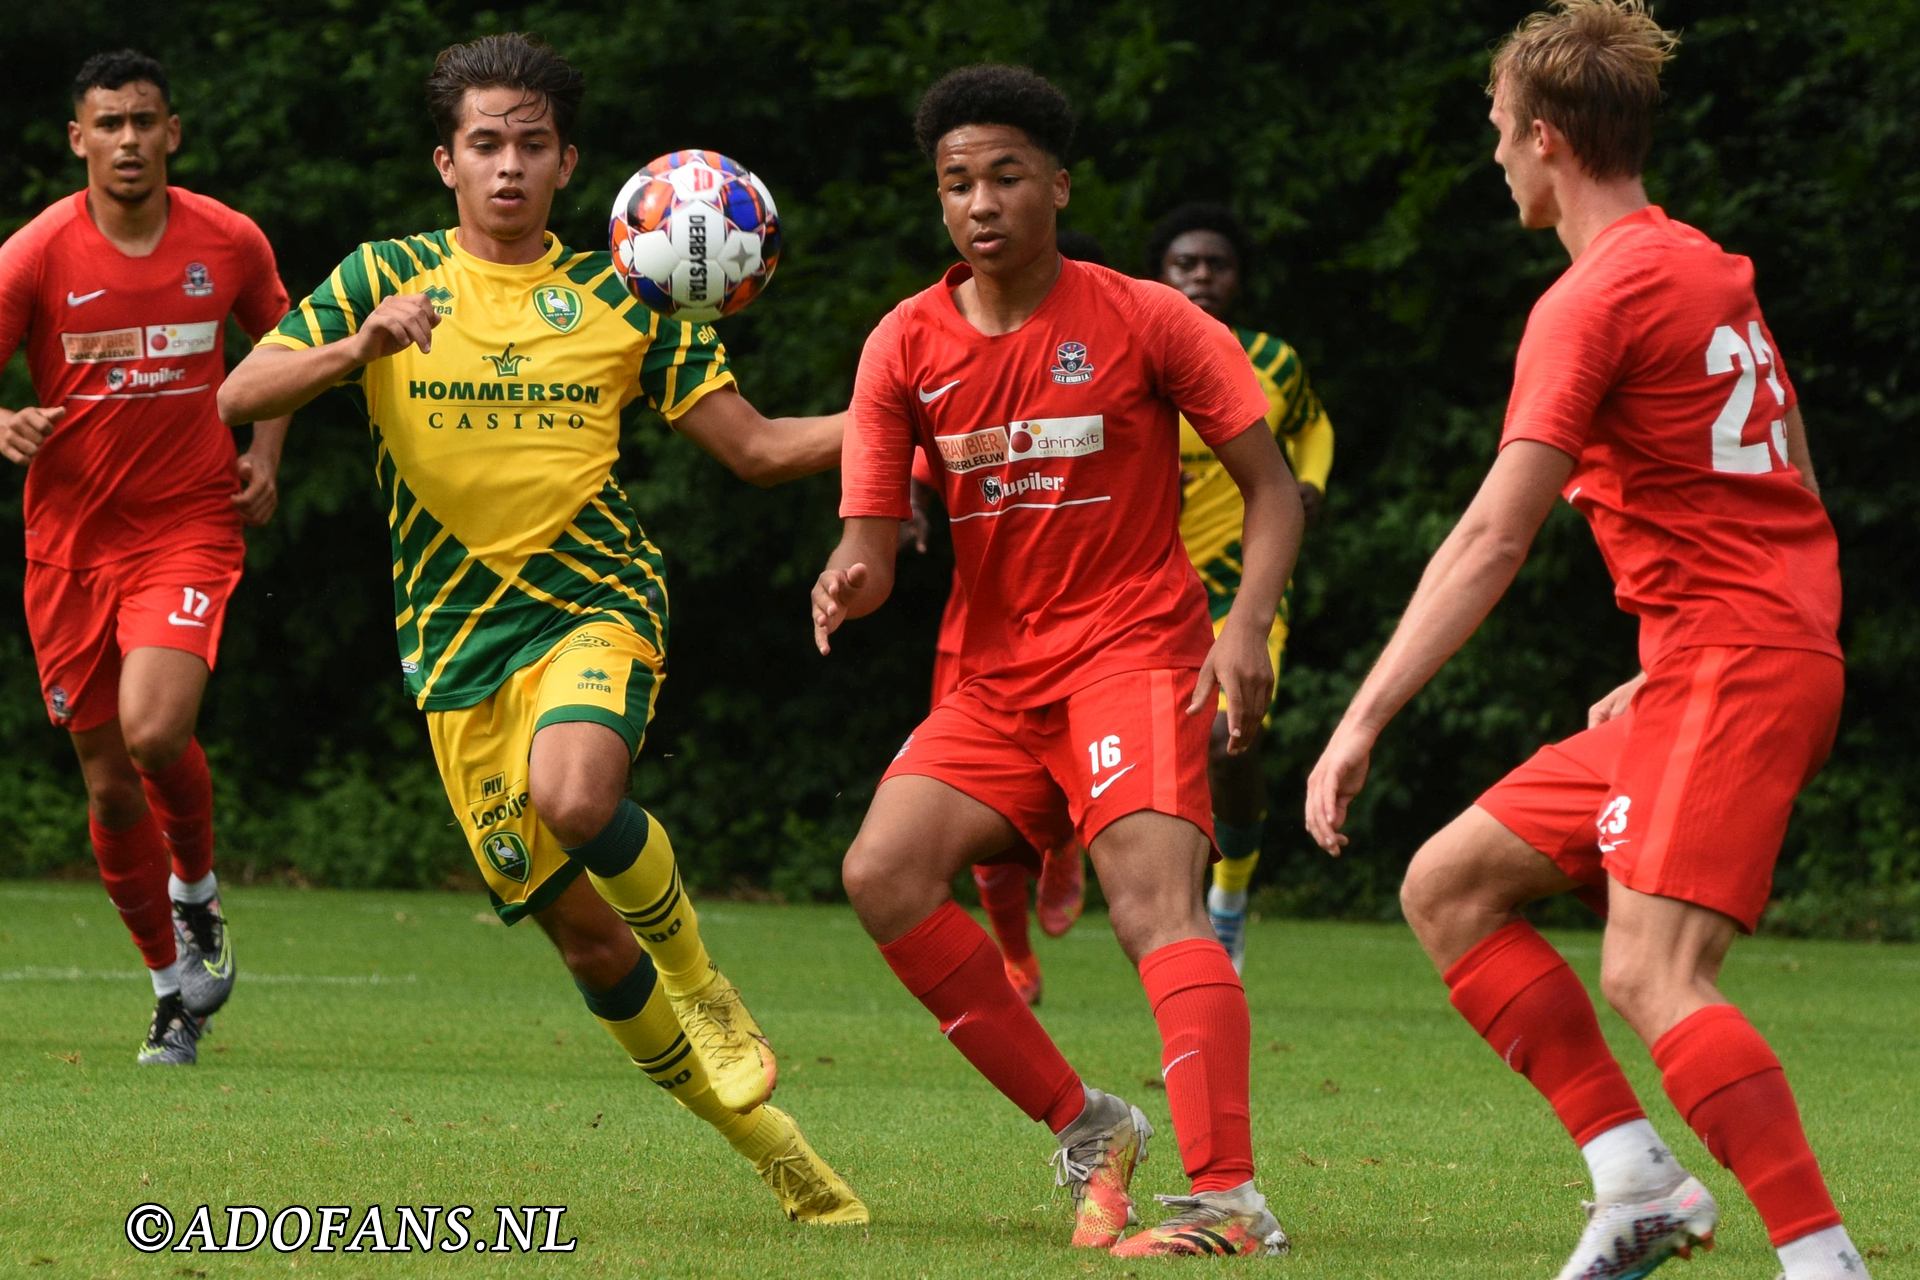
left=558, top=927, right=640, bottom=991
left=120, top=723, right=189, bottom=774
left=841, top=836, right=935, bottom=941
left=1597, top=949, right=1669, bottom=1030
left=1398, top=850, right=1454, bottom=934
left=530, top=777, right=620, bottom=849
left=87, top=780, right=148, bottom=829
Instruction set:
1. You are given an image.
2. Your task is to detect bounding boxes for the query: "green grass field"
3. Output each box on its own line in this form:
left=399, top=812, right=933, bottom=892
left=2, top=881, right=1913, bottom=1278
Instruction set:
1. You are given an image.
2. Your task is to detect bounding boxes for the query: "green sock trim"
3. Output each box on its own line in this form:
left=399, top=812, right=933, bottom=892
left=574, top=953, right=661, bottom=1021
left=564, top=798, right=650, bottom=878
left=1215, top=816, right=1265, bottom=862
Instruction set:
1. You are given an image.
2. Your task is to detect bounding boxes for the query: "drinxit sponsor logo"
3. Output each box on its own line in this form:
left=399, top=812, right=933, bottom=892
left=1007, top=415, right=1103, bottom=461
left=146, top=321, right=219, bottom=356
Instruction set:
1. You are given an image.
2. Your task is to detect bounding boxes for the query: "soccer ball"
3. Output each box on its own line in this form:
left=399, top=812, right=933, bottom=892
left=609, top=151, right=781, bottom=322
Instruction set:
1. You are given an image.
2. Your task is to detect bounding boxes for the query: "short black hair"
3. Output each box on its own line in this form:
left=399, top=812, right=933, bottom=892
left=72, top=50, right=170, bottom=110
left=426, top=33, right=585, bottom=148
left=913, top=64, right=1074, bottom=164
left=1144, top=202, right=1252, bottom=277
left=1057, top=229, right=1108, bottom=267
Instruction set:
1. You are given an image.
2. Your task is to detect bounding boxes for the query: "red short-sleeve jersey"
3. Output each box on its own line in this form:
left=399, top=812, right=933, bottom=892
left=1501, top=207, right=1841, bottom=669
left=0, top=187, right=289, bottom=567
left=844, top=259, right=1267, bottom=707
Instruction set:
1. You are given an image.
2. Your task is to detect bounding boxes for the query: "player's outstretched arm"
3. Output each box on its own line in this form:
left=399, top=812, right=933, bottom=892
left=0, top=406, right=66, bottom=465
left=811, top=516, right=899, bottom=655
left=218, top=294, right=440, bottom=425
left=1305, top=440, right=1574, bottom=855
left=1192, top=419, right=1305, bottom=751
left=673, top=387, right=844, bottom=488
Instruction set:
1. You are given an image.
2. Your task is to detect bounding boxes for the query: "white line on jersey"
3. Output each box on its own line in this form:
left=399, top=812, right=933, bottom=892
left=947, top=495, right=1113, bottom=523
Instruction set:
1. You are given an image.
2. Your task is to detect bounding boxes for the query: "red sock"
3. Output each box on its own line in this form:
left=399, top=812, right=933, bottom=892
left=1654, top=1004, right=1841, bottom=1245
left=971, top=863, right=1034, bottom=962
left=1445, top=922, right=1645, bottom=1144
left=879, top=901, right=1082, bottom=1130
left=1139, top=937, right=1255, bottom=1193
left=135, top=737, right=215, bottom=883
left=89, top=812, right=177, bottom=970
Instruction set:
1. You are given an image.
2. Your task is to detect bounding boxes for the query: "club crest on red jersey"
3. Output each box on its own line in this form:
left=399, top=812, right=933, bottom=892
left=1050, top=340, right=1093, bottom=384
left=183, top=262, right=214, bottom=298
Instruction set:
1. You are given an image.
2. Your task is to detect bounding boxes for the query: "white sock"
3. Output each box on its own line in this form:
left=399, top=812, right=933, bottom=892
left=169, top=871, right=217, bottom=904
left=1777, top=1225, right=1868, bottom=1278
left=1208, top=886, right=1248, bottom=914
left=150, top=960, right=182, bottom=998
left=1582, top=1119, right=1681, bottom=1202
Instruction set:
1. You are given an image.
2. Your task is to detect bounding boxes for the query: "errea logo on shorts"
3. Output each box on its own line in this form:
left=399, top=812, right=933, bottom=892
left=934, top=415, right=1105, bottom=473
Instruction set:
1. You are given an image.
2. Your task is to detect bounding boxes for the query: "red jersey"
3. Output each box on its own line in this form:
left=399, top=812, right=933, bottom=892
left=0, top=187, right=288, bottom=567
left=844, top=259, right=1267, bottom=708
left=1501, top=206, right=1841, bottom=670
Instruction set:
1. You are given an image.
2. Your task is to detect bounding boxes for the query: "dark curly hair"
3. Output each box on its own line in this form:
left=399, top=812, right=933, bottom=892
left=1144, top=202, right=1252, bottom=278
left=912, top=64, right=1074, bottom=163
left=426, top=33, right=585, bottom=148
left=72, top=49, right=170, bottom=109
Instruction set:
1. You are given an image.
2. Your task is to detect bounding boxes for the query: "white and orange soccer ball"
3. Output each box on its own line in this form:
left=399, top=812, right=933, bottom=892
left=609, top=150, right=781, bottom=322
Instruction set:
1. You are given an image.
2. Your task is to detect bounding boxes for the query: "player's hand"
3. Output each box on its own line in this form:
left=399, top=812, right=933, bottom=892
left=899, top=505, right=931, bottom=554
left=1588, top=670, right=1647, bottom=728
left=231, top=448, right=281, bottom=526
left=1299, top=481, right=1324, bottom=525
left=352, top=293, right=441, bottom=363
left=1305, top=720, right=1375, bottom=856
left=0, top=406, right=65, bottom=465
left=811, top=563, right=868, bottom=655
left=1190, top=621, right=1272, bottom=753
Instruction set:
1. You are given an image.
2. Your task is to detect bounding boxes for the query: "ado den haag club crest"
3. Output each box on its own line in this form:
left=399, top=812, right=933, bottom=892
left=482, top=831, right=531, bottom=883
left=534, top=285, right=582, bottom=333
left=1050, top=339, right=1093, bottom=384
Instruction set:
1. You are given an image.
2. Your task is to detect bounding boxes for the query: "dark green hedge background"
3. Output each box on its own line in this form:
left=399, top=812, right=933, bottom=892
left=3, top=1, right=1914, bottom=937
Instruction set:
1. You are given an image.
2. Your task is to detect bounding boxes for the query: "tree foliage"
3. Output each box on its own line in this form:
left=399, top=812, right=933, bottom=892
left=3, top=0, right=1914, bottom=935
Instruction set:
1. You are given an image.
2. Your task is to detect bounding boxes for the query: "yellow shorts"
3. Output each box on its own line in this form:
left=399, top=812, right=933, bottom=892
left=1208, top=594, right=1290, bottom=723
left=425, top=622, right=665, bottom=924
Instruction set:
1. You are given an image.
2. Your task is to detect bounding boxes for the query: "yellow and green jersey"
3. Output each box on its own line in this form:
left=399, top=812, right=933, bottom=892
left=1179, top=326, right=1332, bottom=621
left=263, top=229, right=734, bottom=709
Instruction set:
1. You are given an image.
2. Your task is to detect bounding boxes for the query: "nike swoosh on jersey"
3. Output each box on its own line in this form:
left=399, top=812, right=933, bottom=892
left=67, top=289, right=108, bottom=306
left=166, top=613, right=210, bottom=628
left=917, top=380, right=961, bottom=403
left=1089, top=763, right=1137, bottom=798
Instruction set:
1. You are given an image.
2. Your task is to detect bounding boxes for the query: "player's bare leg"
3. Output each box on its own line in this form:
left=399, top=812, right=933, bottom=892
left=1087, top=812, right=1285, bottom=1257
left=1205, top=712, right=1266, bottom=971
left=119, top=646, right=233, bottom=1019
left=530, top=720, right=774, bottom=1111
left=71, top=718, right=196, bottom=1062
left=845, top=776, right=1150, bottom=1246
left=1603, top=885, right=1864, bottom=1278
left=535, top=879, right=865, bottom=1225
left=1404, top=809, right=1715, bottom=1278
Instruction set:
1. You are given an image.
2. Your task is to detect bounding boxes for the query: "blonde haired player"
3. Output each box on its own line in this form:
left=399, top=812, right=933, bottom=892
left=1307, top=4, right=1866, bottom=1277
left=221, top=32, right=864, bottom=1227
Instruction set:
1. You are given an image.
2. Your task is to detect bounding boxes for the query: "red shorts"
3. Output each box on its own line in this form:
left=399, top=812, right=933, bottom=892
left=23, top=535, right=245, bottom=732
left=885, top=666, right=1214, bottom=854
left=1477, top=646, right=1843, bottom=932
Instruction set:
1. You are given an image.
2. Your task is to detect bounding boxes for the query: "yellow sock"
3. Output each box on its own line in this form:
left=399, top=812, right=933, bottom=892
left=568, top=800, right=713, bottom=996
left=582, top=957, right=755, bottom=1140
left=1210, top=817, right=1264, bottom=895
